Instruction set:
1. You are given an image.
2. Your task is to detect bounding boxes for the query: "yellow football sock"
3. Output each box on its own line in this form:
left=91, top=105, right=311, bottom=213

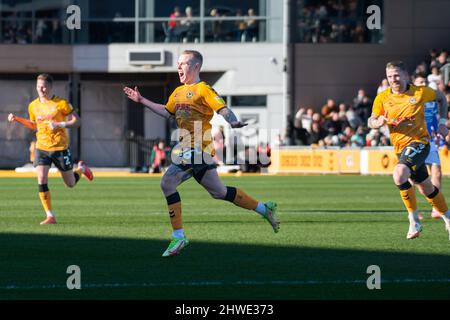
left=399, top=187, right=417, bottom=213
left=233, top=188, right=258, bottom=210
left=166, top=192, right=183, bottom=230
left=39, top=191, right=52, bottom=213
left=426, top=188, right=448, bottom=215
left=168, top=202, right=182, bottom=230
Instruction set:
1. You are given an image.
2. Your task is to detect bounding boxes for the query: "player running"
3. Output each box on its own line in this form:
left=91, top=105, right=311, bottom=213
left=124, top=50, right=279, bottom=257
left=7, top=73, right=93, bottom=225
left=368, top=61, right=450, bottom=240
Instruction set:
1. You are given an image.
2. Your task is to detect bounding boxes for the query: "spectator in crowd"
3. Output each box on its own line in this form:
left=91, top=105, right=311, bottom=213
left=377, top=79, right=389, bottom=94
left=324, top=111, right=344, bottom=136
left=257, top=142, right=272, bottom=169
left=350, top=126, right=366, bottom=147
left=353, top=89, right=372, bottom=122
left=149, top=141, right=169, bottom=173
left=338, top=125, right=354, bottom=147
left=295, top=107, right=314, bottom=133
left=345, top=104, right=363, bottom=129
left=166, top=7, right=182, bottom=43
left=210, top=8, right=223, bottom=42
left=321, top=98, right=337, bottom=118
left=427, top=66, right=442, bottom=90
left=235, top=9, right=247, bottom=42
left=244, top=8, right=258, bottom=42
left=180, top=6, right=197, bottom=43
left=431, top=50, right=449, bottom=70
left=308, top=120, right=327, bottom=146
left=293, top=117, right=310, bottom=146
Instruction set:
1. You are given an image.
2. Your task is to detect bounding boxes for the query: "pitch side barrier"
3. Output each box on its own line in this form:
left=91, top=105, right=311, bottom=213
left=268, top=146, right=450, bottom=175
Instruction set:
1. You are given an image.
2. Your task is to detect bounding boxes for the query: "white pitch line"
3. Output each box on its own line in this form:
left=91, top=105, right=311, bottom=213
left=2, top=278, right=450, bottom=290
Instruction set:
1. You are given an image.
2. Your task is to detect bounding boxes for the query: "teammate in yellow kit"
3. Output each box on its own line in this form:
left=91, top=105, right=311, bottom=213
left=124, top=50, right=279, bottom=257
left=8, top=74, right=93, bottom=225
left=368, top=61, right=450, bottom=239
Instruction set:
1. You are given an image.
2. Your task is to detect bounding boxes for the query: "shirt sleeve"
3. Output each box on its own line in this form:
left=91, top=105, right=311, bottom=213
left=59, top=100, right=74, bottom=116
left=165, top=88, right=177, bottom=115
left=28, top=103, right=35, bottom=122
left=422, top=87, right=437, bottom=104
left=371, top=94, right=385, bottom=117
left=202, top=84, right=226, bottom=112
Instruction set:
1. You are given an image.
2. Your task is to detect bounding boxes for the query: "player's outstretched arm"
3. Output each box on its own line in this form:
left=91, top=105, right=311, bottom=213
left=123, top=86, right=172, bottom=119
left=8, top=113, right=37, bottom=130
left=218, top=107, right=248, bottom=128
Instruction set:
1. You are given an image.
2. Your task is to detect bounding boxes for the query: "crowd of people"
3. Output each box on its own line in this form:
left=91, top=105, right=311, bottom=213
left=165, top=6, right=260, bottom=43
left=297, top=0, right=383, bottom=43
left=284, top=48, right=450, bottom=149
left=2, top=12, right=63, bottom=44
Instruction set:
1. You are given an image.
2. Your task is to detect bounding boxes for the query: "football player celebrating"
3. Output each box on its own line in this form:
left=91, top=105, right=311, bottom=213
left=8, top=73, right=93, bottom=225
left=124, top=50, right=279, bottom=257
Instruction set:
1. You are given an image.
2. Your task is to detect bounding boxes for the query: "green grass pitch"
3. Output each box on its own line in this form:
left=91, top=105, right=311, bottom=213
left=1, top=175, right=450, bottom=300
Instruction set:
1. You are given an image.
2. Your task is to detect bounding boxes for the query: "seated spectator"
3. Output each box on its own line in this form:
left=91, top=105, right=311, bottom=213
left=350, top=126, right=366, bottom=147
left=338, top=126, right=354, bottom=147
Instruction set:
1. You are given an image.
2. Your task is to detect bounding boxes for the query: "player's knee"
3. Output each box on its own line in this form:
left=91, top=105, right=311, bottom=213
left=160, top=177, right=175, bottom=194
left=393, top=165, right=409, bottom=185
left=64, top=180, right=76, bottom=188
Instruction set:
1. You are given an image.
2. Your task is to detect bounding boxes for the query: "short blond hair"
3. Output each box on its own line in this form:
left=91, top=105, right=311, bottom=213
left=182, top=50, right=203, bottom=68
left=37, top=73, right=53, bottom=86
left=386, top=61, right=407, bottom=72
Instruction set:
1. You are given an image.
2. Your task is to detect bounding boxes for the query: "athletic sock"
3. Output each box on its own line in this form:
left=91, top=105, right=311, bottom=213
left=172, top=229, right=185, bottom=239
left=38, top=184, right=52, bottom=215
left=397, top=182, right=417, bottom=213
left=255, top=202, right=267, bottom=216
left=166, top=192, right=182, bottom=230
left=425, top=187, right=448, bottom=215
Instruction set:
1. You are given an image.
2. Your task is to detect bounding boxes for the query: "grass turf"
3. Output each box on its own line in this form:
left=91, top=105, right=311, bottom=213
left=0, top=175, right=450, bottom=300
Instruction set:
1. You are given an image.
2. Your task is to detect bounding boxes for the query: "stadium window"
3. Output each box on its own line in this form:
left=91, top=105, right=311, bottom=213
left=86, top=0, right=135, bottom=18
left=295, top=0, right=384, bottom=43
left=231, top=96, right=267, bottom=108
left=204, top=0, right=265, bottom=43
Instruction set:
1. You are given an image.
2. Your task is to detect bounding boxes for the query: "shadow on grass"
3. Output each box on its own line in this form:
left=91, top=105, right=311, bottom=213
left=1, top=232, right=450, bottom=300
